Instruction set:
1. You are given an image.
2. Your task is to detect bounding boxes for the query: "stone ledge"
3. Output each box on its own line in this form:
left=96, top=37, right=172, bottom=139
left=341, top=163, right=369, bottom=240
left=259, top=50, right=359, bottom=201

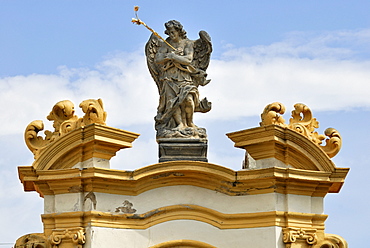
left=18, top=162, right=347, bottom=196
left=227, top=125, right=339, bottom=172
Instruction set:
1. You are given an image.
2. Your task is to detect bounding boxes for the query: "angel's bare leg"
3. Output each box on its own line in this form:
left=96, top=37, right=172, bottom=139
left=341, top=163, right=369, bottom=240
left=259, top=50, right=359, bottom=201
left=173, top=108, right=185, bottom=129
left=180, top=104, right=187, bottom=128
left=185, top=94, right=196, bottom=127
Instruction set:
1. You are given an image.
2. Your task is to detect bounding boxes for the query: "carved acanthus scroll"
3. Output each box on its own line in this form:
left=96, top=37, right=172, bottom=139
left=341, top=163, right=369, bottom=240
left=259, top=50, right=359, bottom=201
left=283, top=228, right=317, bottom=247
left=260, top=102, right=342, bottom=158
left=283, top=228, right=347, bottom=248
left=80, top=98, right=107, bottom=126
left=15, top=233, right=47, bottom=248
left=49, top=228, right=86, bottom=248
left=312, top=234, right=348, bottom=248
left=260, top=102, right=286, bottom=126
left=25, top=99, right=107, bottom=159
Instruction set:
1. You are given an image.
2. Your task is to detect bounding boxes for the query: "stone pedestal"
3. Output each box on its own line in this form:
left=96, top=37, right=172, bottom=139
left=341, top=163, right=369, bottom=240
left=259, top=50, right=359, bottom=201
left=157, top=138, right=208, bottom=162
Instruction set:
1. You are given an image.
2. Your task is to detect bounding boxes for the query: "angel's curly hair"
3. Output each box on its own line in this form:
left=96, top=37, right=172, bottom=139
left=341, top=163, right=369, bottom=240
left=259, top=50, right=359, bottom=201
left=164, top=20, right=187, bottom=39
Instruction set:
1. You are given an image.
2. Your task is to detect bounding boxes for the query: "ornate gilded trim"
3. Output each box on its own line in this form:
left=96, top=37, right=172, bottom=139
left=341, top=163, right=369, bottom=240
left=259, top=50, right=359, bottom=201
left=26, top=124, right=139, bottom=170
left=18, top=162, right=347, bottom=197
left=150, top=240, right=217, bottom=248
left=15, top=233, right=47, bottom=248
left=25, top=99, right=107, bottom=159
left=227, top=124, right=348, bottom=179
left=312, top=234, right=348, bottom=248
left=283, top=228, right=348, bottom=248
left=283, top=227, right=318, bottom=247
left=42, top=208, right=327, bottom=231
left=49, top=228, right=85, bottom=248
left=260, top=102, right=342, bottom=158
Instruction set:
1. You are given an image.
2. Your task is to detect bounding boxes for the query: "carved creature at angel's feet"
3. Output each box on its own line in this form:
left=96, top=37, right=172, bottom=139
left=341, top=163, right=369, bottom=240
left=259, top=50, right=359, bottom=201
left=156, top=126, right=207, bottom=141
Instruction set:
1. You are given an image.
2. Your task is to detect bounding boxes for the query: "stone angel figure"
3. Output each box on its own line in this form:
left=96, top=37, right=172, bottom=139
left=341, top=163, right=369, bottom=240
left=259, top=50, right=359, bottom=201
left=145, top=20, right=212, bottom=139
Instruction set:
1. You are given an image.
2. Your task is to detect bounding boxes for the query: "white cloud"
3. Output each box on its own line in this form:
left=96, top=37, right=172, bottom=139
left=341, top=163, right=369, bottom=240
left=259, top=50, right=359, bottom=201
left=2, top=29, right=370, bottom=137
left=0, top=168, right=43, bottom=242
left=0, top=51, right=158, bottom=136
left=224, top=29, right=370, bottom=60
left=1, top=28, right=370, bottom=247
left=110, top=136, right=158, bottom=170
left=206, top=56, right=370, bottom=120
left=205, top=29, right=370, bottom=120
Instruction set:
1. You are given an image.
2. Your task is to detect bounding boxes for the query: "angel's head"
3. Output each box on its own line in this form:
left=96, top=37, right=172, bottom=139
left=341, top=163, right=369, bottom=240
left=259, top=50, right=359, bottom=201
left=164, top=20, right=187, bottom=40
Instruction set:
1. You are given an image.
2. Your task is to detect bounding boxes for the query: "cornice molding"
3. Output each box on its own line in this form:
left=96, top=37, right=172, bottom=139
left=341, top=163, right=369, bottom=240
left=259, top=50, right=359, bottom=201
left=18, top=162, right=348, bottom=197
left=227, top=125, right=346, bottom=173
left=42, top=207, right=327, bottom=231
left=31, top=124, right=139, bottom=170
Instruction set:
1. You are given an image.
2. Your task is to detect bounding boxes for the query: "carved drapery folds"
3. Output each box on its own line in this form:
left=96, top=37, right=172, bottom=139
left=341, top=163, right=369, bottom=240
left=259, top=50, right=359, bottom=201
left=25, top=99, right=107, bottom=159
left=49, top=228, right=86, bottom=248
left=283, top=228, right=347, bottom=248
left=260, top=102, right=342, bottom=158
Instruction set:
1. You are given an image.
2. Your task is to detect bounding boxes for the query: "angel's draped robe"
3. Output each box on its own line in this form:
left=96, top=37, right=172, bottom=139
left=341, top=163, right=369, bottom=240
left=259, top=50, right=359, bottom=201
left=155, top=59, right=200, bottom=129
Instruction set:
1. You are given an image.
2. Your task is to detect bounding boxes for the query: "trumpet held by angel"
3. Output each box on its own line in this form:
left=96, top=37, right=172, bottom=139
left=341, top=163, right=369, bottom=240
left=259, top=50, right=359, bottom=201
left=145, top=20, right=212, bottom=138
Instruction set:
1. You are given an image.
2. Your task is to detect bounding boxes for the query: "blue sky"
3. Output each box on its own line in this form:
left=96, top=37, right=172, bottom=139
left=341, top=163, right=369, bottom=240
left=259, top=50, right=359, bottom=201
left=1, top=1, right=370, bottom=247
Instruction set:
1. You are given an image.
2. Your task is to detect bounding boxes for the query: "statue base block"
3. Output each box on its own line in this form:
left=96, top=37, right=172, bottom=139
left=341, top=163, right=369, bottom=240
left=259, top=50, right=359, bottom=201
left=157, top=138, right=208, bottom=163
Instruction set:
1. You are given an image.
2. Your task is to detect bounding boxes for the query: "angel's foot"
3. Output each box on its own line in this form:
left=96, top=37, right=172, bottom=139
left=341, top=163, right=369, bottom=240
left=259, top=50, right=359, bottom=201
left=176, top=123, right=186, bottom=129
left=187, top=122, right=197, bottom=128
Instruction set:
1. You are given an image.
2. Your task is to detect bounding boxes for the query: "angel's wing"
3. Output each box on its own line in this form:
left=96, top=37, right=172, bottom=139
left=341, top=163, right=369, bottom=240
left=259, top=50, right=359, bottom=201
left=192, top=30, right=212, bottom=71
left=145, top=33, right=163, bottom=92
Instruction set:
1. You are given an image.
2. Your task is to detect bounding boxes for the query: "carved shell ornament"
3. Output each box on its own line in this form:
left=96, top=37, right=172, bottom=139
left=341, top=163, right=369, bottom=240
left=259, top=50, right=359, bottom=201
left=25, top=98, right=107, bottom=159
left=260, top=102, right=342, bottom=158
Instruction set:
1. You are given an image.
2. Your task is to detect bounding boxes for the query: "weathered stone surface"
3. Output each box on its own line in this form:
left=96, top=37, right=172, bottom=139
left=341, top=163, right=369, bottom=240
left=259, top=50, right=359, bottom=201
left=145, top=20, right=212, bottom=140
left=158, top=138, right=208, bottom=162
left=259, top=102, right=342, bottom=158
left=25, top=98, right=107, bottom=159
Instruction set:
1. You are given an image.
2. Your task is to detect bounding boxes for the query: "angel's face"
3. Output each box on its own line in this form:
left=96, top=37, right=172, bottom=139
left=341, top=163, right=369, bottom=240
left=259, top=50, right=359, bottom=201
left=167, top=27, right=180, bottom=42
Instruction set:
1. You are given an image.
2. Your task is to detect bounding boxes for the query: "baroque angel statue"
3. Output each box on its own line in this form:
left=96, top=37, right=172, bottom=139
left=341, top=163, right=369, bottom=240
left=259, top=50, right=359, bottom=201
left=145, top=20, right=212, bottom=139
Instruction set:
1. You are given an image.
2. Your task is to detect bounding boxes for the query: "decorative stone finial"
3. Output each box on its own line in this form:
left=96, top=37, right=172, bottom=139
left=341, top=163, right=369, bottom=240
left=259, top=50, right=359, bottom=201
left=260, top=102, right=342, bottom=158
left=25, top=98, right=107, bottom=159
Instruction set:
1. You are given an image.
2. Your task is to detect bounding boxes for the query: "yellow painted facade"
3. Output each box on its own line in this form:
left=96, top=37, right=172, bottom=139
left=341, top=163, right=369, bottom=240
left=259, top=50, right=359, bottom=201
left=15, top=100, right=348, bottom=248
